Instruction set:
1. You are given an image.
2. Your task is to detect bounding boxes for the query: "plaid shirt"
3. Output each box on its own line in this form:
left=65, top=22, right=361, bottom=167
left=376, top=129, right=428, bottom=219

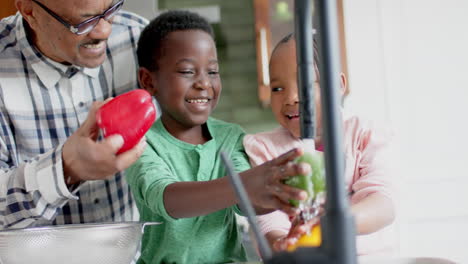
left=0, top=11, right=148, bottom=229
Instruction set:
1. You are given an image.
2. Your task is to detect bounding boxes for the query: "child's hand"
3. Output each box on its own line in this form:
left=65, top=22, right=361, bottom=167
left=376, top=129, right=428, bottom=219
left=273, top=215, right=320, bottom=251
left=240, top=148, right=311, bottom=215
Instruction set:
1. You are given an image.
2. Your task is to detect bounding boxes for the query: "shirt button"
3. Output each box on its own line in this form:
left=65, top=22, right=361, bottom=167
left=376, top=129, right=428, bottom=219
left=94, top=198, right=100, bottom=204
left=79, top=102, right=85, bottom=107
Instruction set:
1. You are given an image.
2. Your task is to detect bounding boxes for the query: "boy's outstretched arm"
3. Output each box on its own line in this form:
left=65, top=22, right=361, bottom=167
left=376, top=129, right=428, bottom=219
left=163, top=148, right=309, bottom=219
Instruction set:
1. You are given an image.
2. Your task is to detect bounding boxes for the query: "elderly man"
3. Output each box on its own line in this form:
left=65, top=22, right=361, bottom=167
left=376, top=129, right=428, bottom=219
left=0, top=0, right=149, bottom=229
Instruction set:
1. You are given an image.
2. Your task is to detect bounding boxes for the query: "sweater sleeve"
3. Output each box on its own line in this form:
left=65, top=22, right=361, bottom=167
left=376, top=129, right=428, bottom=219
left=257, top=210, right=291, bottom=235
left=125, top=146, right=178, bottom=222
left=243, top=134, right=276, bottom=167
left=349, top=121, right=396, bottom=204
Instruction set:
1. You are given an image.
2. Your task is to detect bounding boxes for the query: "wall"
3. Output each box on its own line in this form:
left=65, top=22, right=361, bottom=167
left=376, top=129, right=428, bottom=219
left=0, top=0, right=17, bottom=20
left=343, top=0, right=468, bottom=262
left=123, top=0, right=157, bottom=20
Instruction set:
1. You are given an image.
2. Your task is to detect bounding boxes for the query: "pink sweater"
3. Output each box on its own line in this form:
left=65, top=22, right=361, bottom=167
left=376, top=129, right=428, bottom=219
left=243, top=115, right=398, bottom=256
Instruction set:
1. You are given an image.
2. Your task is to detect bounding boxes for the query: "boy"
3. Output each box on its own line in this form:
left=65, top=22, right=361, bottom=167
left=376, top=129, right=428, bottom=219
left=126, top=11, right=310, bottom=263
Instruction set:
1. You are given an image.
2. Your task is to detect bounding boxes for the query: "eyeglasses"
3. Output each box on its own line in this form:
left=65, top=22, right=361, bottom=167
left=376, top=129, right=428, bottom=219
left=31, top=0, right=124, bottom=35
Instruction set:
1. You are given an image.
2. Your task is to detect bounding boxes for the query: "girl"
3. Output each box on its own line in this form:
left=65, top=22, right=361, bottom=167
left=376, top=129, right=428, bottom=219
left=244, top=34, right=398, bottom=256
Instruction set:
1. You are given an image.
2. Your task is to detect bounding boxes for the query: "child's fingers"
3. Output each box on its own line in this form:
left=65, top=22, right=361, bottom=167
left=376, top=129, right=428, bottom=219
left=272, top=240, right=284, bottom=252
left=267, top=196, right=290, bottom=210
left=273, top=237, right=289, bottom=252
left=279, top=202, right=301, bottom=216
left=271, top=148, right=303, bottom=166
left=274, top=161, right=311, bottom=182
left=267, top=196, right=299, bottom=216
left=285, top=237, right=298, bottom=248
left=291, top=218, right=320, bottom=238
left=290, top=224, right=308, bottom=238
left=273, top=184, right=307, bottom=204
left=295, top=161, right=312, bottom=176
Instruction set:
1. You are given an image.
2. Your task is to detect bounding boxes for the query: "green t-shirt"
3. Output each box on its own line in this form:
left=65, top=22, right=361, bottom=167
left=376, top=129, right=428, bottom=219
left=126, top=117, right=251, bottom=264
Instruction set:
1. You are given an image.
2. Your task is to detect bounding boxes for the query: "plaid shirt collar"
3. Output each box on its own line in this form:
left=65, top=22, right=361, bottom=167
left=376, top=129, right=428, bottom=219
left=16, top=17, right=100, bottom=90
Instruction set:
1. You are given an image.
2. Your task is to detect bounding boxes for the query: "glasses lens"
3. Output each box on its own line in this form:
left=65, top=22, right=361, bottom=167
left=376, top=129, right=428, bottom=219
left=73, top=0, right=123, bottom=35
left=76, top=18, right=100, bottom=35
left=104, top=1, right=124, bottom=21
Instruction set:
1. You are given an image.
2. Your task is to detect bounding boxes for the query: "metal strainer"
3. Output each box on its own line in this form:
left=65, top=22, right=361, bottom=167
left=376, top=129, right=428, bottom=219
left=0, top=222, right=160, bottom=264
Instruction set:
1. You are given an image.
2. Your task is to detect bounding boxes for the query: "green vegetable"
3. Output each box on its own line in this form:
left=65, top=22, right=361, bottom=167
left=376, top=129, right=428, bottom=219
left=283, top=152, right=326, bottom=207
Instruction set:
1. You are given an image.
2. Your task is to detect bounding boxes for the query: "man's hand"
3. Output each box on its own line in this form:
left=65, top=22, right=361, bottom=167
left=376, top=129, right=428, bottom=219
left=62, top=101, right=147, bottom=184
left=240, top=148, right=311, bottom=216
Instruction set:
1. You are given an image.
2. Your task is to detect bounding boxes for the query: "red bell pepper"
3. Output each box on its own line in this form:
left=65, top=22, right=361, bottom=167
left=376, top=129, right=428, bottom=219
left=96, top=89, right=157, bottom=154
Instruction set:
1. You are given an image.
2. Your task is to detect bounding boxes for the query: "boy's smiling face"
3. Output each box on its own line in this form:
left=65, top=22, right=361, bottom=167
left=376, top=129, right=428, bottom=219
left=150, top=29, right=220, bottom=131
left=269, top=39, right=323, bottom=140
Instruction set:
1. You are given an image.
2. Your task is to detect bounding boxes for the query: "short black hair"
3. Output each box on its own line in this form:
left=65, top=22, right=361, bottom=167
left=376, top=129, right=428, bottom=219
left=137, top=10, right=214, bottom=71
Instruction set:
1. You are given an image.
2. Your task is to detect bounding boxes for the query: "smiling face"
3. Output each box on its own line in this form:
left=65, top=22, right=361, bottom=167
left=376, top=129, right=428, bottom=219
left=269, top=39, right=323, bottom=141
left=22, top=0, right=115, bottom=67
left=149, top=29, right=220, bottom=134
